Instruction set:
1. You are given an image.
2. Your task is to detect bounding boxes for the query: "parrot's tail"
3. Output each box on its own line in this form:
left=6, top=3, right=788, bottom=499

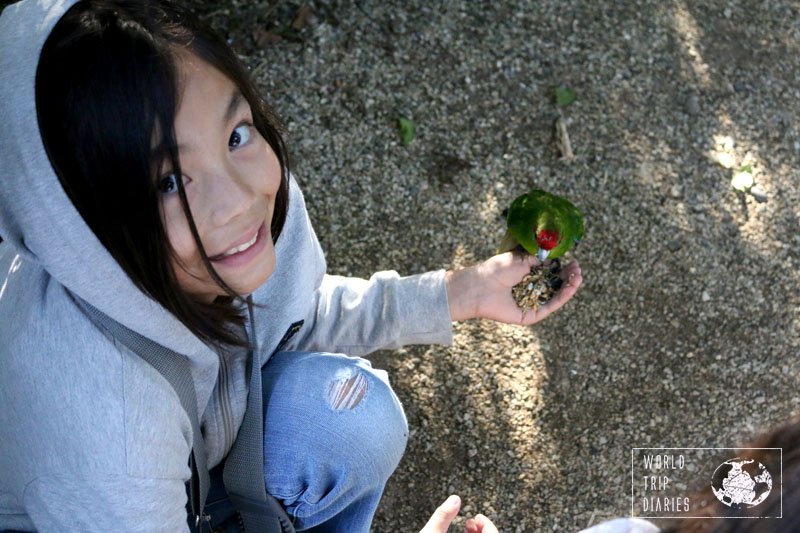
left=496, top=230, right=519, bottom=255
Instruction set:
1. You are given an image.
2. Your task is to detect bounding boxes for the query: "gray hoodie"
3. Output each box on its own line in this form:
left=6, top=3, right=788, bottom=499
left=0, top=1, right=453, bottom=530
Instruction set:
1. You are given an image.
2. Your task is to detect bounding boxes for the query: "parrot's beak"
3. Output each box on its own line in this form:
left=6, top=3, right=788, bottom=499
left=536, top=248, right=550, bottom=262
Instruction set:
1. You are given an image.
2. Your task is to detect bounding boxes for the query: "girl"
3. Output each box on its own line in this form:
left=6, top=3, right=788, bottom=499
left=0, top=0, right=582, bottom=531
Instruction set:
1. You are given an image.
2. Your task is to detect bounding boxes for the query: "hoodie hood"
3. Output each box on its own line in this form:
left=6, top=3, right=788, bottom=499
left=0, top=0, right=215, bottom=361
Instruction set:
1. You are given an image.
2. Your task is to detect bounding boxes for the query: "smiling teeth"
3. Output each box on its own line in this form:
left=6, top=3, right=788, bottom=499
left=221, top=232, right=258, bottom=257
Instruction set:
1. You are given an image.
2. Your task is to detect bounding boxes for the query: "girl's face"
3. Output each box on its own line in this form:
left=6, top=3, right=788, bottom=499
left=160, top=54, right=281, bottom=302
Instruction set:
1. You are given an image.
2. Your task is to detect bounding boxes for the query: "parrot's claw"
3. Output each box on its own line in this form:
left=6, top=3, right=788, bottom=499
left=544, top=257, right=561, bottom=273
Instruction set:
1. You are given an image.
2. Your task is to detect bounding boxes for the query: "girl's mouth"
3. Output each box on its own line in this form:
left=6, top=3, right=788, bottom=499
left=209, top=222, right=268, bottom=267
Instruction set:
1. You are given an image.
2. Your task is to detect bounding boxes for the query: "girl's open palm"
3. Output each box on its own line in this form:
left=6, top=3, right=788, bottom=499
left=446, top=252, right=582, bottom=324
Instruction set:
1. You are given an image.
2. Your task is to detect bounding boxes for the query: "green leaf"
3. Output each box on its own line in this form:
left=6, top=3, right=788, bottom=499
left=555, top=86, right=576, bottom=107
left=397, top=116, right=416, bottom=146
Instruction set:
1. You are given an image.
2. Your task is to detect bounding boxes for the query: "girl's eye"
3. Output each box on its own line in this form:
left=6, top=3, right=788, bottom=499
left=157, top=173, right=185, bottom=195
left=229, top=123, right=253, bottom=149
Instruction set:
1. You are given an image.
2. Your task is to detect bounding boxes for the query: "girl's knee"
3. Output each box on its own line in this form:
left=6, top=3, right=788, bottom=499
left=317, top=355, right=409, bottom=463
left=264, top=352, right=409, bottom=475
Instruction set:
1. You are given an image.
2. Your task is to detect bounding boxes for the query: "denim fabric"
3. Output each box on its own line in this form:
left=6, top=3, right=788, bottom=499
left=207, top=351, right=409, bottom=533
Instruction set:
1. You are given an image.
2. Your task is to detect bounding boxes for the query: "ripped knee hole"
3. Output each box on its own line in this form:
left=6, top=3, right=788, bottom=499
left=326, top=371, right=368, bottom=411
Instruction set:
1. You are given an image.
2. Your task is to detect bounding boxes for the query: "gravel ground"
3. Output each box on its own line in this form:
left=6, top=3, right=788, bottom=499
left=194, top=1, right=800, bottom=530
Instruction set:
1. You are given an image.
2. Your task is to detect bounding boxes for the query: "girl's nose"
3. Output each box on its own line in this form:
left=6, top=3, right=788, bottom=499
left=207, top=164, right=254, bottom=228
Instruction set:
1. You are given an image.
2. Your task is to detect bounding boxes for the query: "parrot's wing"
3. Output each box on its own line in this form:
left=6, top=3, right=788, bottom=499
left=563, top=199, right=585, bottom=244
left=506, top=191, right=547, bottom=255
left=559, top=199, right=584, bottom=239
left=545, top=195, right=585, bottom=258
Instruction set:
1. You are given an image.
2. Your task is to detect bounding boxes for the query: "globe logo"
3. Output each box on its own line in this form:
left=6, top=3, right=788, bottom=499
left=711, top=458, right=773, bottom=508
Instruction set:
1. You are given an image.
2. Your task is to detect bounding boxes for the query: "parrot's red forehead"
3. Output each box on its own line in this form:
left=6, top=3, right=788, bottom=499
left=536, top=229, right=559, bottom=250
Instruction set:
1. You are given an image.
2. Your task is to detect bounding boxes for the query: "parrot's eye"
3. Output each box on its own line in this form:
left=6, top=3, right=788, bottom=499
left=536, top=229, right=559, bottom=250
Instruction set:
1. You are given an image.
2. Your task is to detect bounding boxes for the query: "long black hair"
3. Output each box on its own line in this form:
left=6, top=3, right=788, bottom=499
left=36, top=0, right=290, bottom=352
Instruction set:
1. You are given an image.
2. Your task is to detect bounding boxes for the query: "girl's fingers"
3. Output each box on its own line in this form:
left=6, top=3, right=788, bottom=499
left=524, top=252, right=542, bottom=269
left=507, top=251, right=540, bottom=273
left=419, top=495, right=461, bottom=533
left=558, top=259, right=582, bottom=280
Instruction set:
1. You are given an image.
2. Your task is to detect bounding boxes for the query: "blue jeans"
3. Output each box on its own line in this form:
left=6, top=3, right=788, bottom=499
left=207, top=351, right=409, bottom=532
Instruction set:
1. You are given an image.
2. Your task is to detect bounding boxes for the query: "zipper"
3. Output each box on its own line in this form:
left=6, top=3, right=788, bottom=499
left=195, top=511, right=212, bottom=531
left=189, top=453, right=212, bottom=532
left=218, top=349, right=234, bottom=455
left=223, top=318, right=301, bottom=447
left=215, top=317, right=253, bottom=479
left=216, top=313, right=257, bottom=462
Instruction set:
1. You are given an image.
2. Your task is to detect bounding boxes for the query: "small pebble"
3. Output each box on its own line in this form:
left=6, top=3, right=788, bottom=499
left=685, top=95, right=700, bottom=115
left=749, top=186, right=768, bottom=203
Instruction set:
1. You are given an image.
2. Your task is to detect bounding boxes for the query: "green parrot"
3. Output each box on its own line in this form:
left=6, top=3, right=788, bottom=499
left=497, top=189, right=584, bottom=262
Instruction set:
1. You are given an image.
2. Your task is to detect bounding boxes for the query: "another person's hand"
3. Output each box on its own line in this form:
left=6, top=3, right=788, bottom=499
left=419, top=495, right=499, bottom=533
left=465, top=513, right=499, bottom=533
left=445, top=251, right=582, bottom=324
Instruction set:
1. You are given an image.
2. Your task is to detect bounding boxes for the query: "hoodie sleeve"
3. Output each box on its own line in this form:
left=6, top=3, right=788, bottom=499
left=264, top=174, right=454, bottom=358
left=22, top=473, right=190, bottom=533
left=287, top=269, right=454, bottom=357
